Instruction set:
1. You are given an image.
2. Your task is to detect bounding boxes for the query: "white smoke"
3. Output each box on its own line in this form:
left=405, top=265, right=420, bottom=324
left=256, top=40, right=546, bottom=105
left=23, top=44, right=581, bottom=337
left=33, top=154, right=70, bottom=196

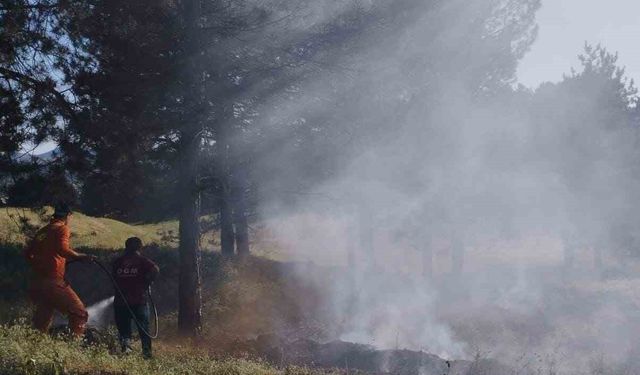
left=241, top=0, right=640, bottom=373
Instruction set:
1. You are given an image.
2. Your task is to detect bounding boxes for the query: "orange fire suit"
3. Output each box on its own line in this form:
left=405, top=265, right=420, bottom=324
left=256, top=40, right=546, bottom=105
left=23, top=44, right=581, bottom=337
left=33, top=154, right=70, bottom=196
left=24, top=219, right=88, bottom=337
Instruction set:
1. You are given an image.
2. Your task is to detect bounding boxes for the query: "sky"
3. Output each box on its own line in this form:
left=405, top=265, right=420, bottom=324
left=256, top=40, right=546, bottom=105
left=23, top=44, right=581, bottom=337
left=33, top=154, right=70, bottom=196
left=517, top=0, right=640, bottom=88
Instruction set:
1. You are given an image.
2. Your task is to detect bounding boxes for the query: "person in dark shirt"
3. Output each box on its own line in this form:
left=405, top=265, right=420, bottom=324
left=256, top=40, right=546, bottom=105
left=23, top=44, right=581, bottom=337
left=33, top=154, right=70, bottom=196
left=112, top=237, right=159, bottom=358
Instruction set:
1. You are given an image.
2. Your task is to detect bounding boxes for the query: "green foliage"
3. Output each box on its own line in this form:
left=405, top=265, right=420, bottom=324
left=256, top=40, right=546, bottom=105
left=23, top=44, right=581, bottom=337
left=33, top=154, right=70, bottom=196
left=6, top=165, right=78, bottom=210
left=2, top=0, right=543, bottom=222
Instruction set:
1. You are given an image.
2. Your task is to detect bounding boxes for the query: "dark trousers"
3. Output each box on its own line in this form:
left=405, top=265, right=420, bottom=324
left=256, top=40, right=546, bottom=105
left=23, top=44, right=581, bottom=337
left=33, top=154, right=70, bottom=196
left=114, top=301, right=152, bottom=357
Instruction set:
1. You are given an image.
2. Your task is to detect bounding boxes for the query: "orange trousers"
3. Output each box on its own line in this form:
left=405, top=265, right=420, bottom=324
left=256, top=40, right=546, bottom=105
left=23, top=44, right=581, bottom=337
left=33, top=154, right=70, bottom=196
left=29, top=279, right=88, bottom=337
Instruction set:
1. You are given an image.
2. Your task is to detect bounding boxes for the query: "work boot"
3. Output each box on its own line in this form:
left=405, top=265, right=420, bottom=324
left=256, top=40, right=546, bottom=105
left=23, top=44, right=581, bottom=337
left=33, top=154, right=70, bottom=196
left=141, top=337, right=152, bottom=359
left=120, top=338, right=133, bottom=355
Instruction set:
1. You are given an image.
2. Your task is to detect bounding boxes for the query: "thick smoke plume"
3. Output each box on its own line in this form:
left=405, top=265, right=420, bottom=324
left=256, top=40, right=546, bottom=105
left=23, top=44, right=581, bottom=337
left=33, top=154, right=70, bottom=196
left=238, top=0, right=640, bottom=373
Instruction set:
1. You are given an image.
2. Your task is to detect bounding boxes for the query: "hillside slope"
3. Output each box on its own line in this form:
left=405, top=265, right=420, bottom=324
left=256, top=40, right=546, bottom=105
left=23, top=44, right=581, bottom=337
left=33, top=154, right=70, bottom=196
left=0, top=207, right=179, bottom=249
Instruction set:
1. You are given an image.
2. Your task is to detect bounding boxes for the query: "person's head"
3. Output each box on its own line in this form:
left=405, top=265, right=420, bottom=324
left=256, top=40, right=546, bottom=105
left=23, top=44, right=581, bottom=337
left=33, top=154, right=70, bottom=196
left=125, top=237, right=143, bottom=253
left=52, top=202, right=72, bottom=223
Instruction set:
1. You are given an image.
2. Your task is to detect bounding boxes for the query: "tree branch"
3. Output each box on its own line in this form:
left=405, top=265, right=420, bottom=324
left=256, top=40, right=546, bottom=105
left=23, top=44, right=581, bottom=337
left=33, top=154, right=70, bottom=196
left=0, top=66, right=78, bottom=123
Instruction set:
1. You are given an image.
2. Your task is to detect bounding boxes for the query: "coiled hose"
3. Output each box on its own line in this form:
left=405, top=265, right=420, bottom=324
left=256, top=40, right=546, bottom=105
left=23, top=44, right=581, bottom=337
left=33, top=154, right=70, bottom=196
left=88, top=259, right=159, bottom=339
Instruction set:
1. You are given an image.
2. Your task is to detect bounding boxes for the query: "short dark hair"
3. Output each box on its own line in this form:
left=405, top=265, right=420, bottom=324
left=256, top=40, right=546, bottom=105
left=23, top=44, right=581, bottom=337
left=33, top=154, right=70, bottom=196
left=53, top=202, right=72, bottom=218
left=125, top=237, right=143, bottom=252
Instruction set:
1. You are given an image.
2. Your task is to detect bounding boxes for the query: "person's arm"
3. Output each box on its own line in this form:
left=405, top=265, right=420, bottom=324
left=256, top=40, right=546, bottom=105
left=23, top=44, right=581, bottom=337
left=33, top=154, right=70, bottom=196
left=56, top=225, right=95, bottom=262
left=145, top=258, right=160, bottom=284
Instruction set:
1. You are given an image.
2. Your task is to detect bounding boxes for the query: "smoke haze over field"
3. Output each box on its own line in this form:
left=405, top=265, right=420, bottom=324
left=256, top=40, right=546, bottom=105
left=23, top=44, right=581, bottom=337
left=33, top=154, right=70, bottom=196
left=245, top=0, right=640, bottom=373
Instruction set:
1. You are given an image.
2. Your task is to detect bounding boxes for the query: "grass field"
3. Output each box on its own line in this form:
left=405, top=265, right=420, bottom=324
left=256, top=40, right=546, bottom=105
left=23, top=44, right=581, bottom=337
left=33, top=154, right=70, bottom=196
left=0, top=324, right=336, bottom=375
left=0, top=206, right=338, bottom=374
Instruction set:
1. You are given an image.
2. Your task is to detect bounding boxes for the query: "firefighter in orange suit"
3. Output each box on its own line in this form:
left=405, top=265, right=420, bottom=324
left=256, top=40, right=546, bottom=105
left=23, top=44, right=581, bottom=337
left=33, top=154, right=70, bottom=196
left=24, top=203, right=95, bottom=337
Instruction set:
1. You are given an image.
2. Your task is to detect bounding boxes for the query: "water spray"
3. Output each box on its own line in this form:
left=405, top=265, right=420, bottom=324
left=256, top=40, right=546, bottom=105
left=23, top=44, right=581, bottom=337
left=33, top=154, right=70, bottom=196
left=87, top=296, right=114, bottom=328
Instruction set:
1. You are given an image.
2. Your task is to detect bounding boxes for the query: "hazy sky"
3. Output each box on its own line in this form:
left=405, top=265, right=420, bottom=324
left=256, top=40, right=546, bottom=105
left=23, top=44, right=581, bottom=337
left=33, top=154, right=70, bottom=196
left=517, top=0, right=640, bottom=88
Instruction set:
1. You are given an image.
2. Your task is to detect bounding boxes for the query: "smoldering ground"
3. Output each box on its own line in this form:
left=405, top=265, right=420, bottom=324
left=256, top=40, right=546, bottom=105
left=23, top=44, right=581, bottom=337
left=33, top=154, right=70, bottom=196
left=221, top=0, right=640, bottom=374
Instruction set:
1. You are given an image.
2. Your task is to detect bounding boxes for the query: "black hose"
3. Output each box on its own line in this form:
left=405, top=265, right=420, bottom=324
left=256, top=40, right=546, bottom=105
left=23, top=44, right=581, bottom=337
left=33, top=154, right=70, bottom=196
left=88, top=259, right=159, bottom=339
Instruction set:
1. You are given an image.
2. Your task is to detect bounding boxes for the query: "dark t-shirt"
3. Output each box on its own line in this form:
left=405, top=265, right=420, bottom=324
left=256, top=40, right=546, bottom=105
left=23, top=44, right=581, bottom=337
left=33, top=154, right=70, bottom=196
left=112, top=252, right=158, bottom=305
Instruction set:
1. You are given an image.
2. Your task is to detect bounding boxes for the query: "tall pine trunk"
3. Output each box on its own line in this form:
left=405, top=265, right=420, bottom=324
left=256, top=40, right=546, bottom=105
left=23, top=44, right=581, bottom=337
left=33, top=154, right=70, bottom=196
left=219, top=133, right=235, bottom=256
left=232, top=181, right=250, bottom=257
left=220, top=180, right=235, bottom=256
left=178, top=133, right=203, bottom=335
left=178, top=0, right=203, bottom=337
